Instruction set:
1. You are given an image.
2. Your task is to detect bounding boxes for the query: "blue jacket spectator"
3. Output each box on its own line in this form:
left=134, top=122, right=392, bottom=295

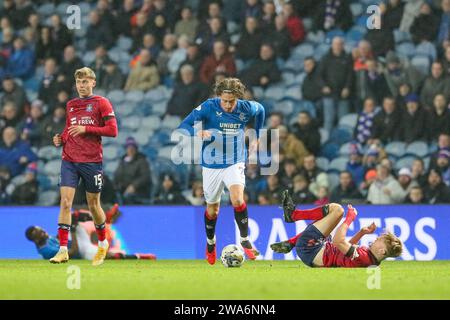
left=6, top=37, right=35, bottom=80
left=0, top=126, right=38, bottom=177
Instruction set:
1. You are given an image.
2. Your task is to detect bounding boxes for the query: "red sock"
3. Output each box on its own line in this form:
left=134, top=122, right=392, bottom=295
left=287, top=232, right=302, bottom=246
left=95, top=222, right=106, bottom=242
left=291, top=206, right=325, bottom=221
left=57, top=224, right=70, bottom=247
left=234, top=202, right=247, bottom=213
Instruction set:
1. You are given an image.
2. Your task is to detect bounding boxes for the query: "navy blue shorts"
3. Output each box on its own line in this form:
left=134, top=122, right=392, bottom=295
left=295, top=224, right=329, bottom=267
left=60, top=160, right=103, bottom=193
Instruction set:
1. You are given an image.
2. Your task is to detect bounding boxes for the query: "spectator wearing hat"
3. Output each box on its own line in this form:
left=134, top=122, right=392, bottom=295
left=399, top=93, right=427, bottom=143
left=367, top=164, right=404, bottom=204
left=426, top=94, right=450, bottom=142
left=346, top=143, right=365, bottom=186
left=0, top=126, right=37, bottom=178
left=154, top=173, right=187, bottom=205
left=360, top=168, right=377, bottom=198
left=17, top=100, right=45, bottom=147
left=429, top=133, right=450, bottom=170
left=114, top=137, right=152, bottom=204
left=420, top=61, right=450, bottom=109
left=10, top=162, right=38, bottom=205
left=423, top=168, right=450, bottom=203
left=370, top=96, right=401, bottom=144
left=383, top=51, right=423, bottom=97
left=330, top=171, right=363, bottom=204
left=362, top=143, right=386, bottom=172
left=290, top=111, right=321, bottom=156
left=292, top=174, right=316, bottom=204
left=354, top=97, right=380, bottom=145
left=397, top=167, right=419, bottom=201
left=406, top=186, right=426, bottom=204
left=435, top=149, right=450, bottom=186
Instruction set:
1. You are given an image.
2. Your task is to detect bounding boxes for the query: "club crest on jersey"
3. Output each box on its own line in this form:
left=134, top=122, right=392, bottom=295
left=239, top=113, right=246, bottom=121
left=216, top=111, right=222, bottom=117
left=86, top=104, right=93, bottom=112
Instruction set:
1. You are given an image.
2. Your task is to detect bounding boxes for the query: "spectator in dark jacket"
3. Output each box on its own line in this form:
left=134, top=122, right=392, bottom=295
left=292, top=174, right=316, bottom=204
left=420, top=61, right=450, bottom=109
left=0, top=126, right=38, bottom=178
left=265, top=14, right=291, bottom=60
left=406, top=186, right=426, bottom=204
left=330, top=171, right=363, bottom=203
left=86, top=10, right=114, bottom=51
left=302, top=57, right=323, bottom=103
left=291, top=111, right=321, bottom=156
left=279, top=159, right=298, bottom=191
left=98, top=61, right=124, bottom=91
left=423, top=169, right=450, bottom=203
left=6, top=37, right=35, bottom=80
left=410, top=2, right=440, bottom=44
left=89, top=45, right=114, bottom=87
left=49, top=14, right=73, bottom=54
left=38, top=58, right=61, bottom=110
left=154, top=173, right=187, bottom=205
left=57, top=46, right=84, bottom=92
left=383, top=51, right=423, bottom=97
left=200, top=40, right=236, bottom=85
left=177, top=43, right=204, bottom=81
left=240, top=43, right=281, bottom=88
left=354, top=59, right=390, bottom=107
left=364, top=14, right=395, bottom=57
left=17, top=100, right=46, bottom=147
left=10, top=162, right=38, bottom=205
left=1, top=77, right=28, bottom=119
left=381, top=0, right=404, bottom=30
left=318, top=36, right=353, bottom=132
left=399, top=94, right=427, bottom=143
left=166, top=64, right=208, bottom=118
left=196, top=17, right=230, bottom=56
left=114, top=137, right=152, bottom=204
left=35, top=26, right=59, bottom=64
left=39, top=106, right=66, bottom=147
left=313, top=0, right=353, bottom=32
left=429, top=134, right=450, bottom=170
left=234, top=16, right=263, bottom=62
left=0, top=102, right=20, bottom=135
left=426, top=94, right=450, bottom=141
left=370, top=96, right=401, bottom=144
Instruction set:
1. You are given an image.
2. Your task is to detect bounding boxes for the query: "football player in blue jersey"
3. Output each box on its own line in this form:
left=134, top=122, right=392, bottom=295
left=178, top=78, right=266, bottom=264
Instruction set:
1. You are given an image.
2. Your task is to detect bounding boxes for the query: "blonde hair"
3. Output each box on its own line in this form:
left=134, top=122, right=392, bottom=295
left=74, top=67, right=96, bottom=80
left=382, top=232, right=403, bottom=258
left=214, top=77, right=246, bottom=99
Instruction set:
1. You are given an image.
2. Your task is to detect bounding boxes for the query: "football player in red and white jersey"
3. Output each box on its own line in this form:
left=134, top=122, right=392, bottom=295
left=49, top=67, right=118, bottom=266
left=270, top=190, right=403, bottom=268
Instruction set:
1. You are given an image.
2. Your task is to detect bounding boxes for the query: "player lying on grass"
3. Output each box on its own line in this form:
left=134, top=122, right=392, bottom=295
left=270, top=190, right=402, bottom=267
left=26, top=205, right=156, bottom=261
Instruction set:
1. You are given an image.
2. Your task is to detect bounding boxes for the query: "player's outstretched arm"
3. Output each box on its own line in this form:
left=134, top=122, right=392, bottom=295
left=349, top=222, right=377, bottom=245
left=332, top=204, right=358, bottom=255
left=177, top=104, right=206, bottom=136
left=84, top=116, right=118, bottom=137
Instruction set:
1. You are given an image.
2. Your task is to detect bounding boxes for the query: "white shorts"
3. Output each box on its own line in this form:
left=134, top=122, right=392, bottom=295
left=75, top=226, right=98, bottom=260
left=202, top=163, right=246, bottom=204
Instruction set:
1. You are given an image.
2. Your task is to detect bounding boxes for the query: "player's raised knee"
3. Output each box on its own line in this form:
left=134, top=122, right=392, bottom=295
left=328, top=203, right=344, bottom=217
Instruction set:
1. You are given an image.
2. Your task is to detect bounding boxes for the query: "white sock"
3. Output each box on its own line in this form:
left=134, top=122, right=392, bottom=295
left=59, top=246, right=68, bottom=251
left=240, top=237, right=249, bottom=243
left=98, top=239, right=108, bottom=248
left=207, top=235, right=216, bottom=245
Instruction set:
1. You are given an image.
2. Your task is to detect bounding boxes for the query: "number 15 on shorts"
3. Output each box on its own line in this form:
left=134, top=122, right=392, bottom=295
left=94, top=173, right=103, bottom=189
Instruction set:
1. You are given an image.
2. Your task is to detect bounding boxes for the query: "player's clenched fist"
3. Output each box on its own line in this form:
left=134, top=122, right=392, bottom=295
left=53, top=134, right=62, bottom=147
left=197, top=130, right=212, bottom=139
left=68, top=125, right=86, bottom=137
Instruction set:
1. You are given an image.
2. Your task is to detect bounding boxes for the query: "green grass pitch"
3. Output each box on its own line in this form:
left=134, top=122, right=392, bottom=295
left=1, top=260, right=449, bottom=300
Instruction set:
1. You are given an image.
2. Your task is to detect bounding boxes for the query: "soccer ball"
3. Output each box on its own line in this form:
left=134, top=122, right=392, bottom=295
left=221, top=244, right=245, bottom=268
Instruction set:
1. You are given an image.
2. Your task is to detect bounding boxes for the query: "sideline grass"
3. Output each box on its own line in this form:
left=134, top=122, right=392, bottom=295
left=1, top=260, right=449, bottom=300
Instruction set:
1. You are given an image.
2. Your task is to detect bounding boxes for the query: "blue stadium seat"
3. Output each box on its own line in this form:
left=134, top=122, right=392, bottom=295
left=151, top=100, right=168, bottom=116
left=325, top=29, right=345, bottom=43
left=134, top=130, right=151, bottom=146
left=395, top=156, right=418, bottom=170
left=143, top=146, right=158, bottom=160
left=295, top=99, right=316, bottom=118
left=281, top=71, right=296, bottom=86
left=423, top=157, right=430, bottom=170
left=104, top=161, right=119, bottom=177
left=37, top=174, right=51, bottom=191
left=23, top=76, right=39, bottom=92
left=346, top=27, right=365, bottom=43
left=385, top=141, right=406, bottom=158
left=339, top=142, right=353, bottom=156
left=329, top=157, right=348, bottom=172
left=119, top=115, right=141, bottom=131
left=306, top=30, right=325, bottom=45
left=37, top=190, right=57, bottom=206
left=303, top=18, right=313, bottom=32
left=319, top=128, right=329, bottom=144
left=350, top=2, right=364, bottom=17
left=415, top=41, right=437, bottom=61
left=321, top=142, right=340, bottom=160
left=292, top=42, right=315, bottom=59
left=273, top=99, right=294, bottom=116
left=393, top=29, right=412, bottom=43
left=37, top=3, right=55, bottom=17
left=327, top=172, right=340, bottom=191
left=405, top=141, right=428, bottom=158
left=282, top=85, right=302, bottom=101
left=252, top=86, right=265, bottom=100
left=107, top=90, right=124, bottom=104
left=411, top=55, right=430, bottom=75
left=82, top=51, right=96, bottom=65
left=161, top=115, right=181, bottom=130
left=141, top=115, right=162, bottom=131
left=338, top=113, right=358, bottom=129
left=103, top=145, right=120, bottom=161
left=264, top=85, right=285, bottom=101
left=145, top=86, right=168, bottom=102
left=44, top=159, right=61, bottom=176
left=118, top=36, right=133, bottom=51
left=396, top=42, right=415, bottom=58
left=315, top=43, right=330, bottom=59
left=316, top=157, right=330, bottom=171
left=37, top=145, right=61, bottom=161
left=125, top=90, right=145, bottom=103
left=115, top=103, right=136, bottom=117
left=330, top=126, right=353, bottom=145
left=428, top=143, right=439, bottom=155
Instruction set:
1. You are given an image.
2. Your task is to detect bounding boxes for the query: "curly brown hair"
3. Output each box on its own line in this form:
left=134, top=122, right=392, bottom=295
left=213, top=77, right=246, bottom=99
left=382, top=232, right=403, bottom=258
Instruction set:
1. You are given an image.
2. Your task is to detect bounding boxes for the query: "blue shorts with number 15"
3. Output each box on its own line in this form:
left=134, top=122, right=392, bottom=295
left=60, top=160, right=103, bottom=193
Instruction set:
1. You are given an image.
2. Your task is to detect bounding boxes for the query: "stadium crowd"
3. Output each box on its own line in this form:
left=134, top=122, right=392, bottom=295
left=0, top=0, right=450, bottom=206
